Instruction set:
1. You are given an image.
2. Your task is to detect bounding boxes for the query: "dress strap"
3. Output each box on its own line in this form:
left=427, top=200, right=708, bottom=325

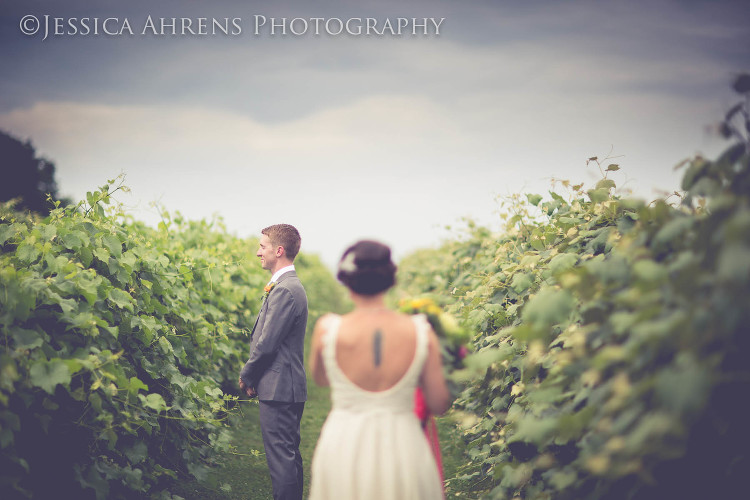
left=321, top=315, right=343, bottom=382
left=321, top=314, right=341, bottom=361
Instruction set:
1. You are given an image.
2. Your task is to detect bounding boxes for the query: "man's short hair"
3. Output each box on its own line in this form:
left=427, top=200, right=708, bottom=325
left=262, top=224, right=302, bottom=261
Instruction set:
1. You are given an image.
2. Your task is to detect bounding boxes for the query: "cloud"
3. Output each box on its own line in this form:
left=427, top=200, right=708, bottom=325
left=2, top=0, right=745, bottom=266
left=0, top=92, right=463, bottom=169
left=0, top=95, right=476, bottom=265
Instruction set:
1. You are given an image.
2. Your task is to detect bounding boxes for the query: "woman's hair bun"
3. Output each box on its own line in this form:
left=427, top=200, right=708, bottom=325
left=336, top=240, right=397, bottom=295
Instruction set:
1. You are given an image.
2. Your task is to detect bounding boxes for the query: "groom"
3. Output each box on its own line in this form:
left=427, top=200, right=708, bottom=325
left=239, top=224, right=308, bottom=500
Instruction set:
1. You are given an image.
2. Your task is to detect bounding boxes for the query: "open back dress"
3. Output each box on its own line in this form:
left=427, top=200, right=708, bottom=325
left=309, top=314, right=444, bottom=500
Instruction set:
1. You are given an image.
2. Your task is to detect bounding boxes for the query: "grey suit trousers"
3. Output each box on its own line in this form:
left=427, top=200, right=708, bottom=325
left=259, top=400, right=305, bottom=500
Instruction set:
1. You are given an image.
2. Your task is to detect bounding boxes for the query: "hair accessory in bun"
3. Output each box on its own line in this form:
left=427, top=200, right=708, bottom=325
left=338, top=251, right=357, bottom=273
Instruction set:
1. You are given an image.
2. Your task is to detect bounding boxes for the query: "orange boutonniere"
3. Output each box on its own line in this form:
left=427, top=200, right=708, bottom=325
left=262, top=282, right=277, bottom=301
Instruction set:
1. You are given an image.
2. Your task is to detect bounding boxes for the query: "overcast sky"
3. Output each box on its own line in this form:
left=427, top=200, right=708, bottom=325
left=2, top=0, right=748, bottom=268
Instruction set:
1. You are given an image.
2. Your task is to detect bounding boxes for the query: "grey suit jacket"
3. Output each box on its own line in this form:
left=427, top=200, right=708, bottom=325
left=240, top=271, right=308, bottom=403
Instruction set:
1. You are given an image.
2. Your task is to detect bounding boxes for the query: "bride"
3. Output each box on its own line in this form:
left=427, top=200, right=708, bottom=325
left=308, top=240, right=451, bottom=500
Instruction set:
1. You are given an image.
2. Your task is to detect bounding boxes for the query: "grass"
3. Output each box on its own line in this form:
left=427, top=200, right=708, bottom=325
left=174, top=384, right=471, bottom=499
left=175, top=386, right=470, bottom=500
left=172, top=376, right=331, bottom=500
left=174, top=328, right=469, bottom=500
left=438, top=417, right=473, bottom=500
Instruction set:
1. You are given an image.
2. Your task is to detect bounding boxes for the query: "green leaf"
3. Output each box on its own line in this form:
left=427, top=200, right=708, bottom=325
left=0, top=354, right=19, bottom=393
left=680, top=159, right=710, bottom=191
left=79, top=246, right=94, bottom=267
left=16, top=241, right=39, bottom=263
left=45, top=289, right=77, bottom=313
left=158, top=336, right=174, bottom=355
left=557, top=216, right=580, bottom=226
left=10, top=327, right=44, bottom=350
left=547, top=253, right=578, bottom=275
left=549, top=470, right=578, bottom=490
left=509, top=416, right=557, bottom=446
left=605, top=164, right=620, bottom=172
left=587, top=188, right=610, bottom=203
left=655, top=353, right=709, bottom=416
left=133, top=316, right=157, bottom=344
left=652, top=216, right=693, bottom=249
left=717, top=244, right=750, bottom=283
left=511, top=273, right=533, bottom=293
left=463, top=345, right=514, bottom=375
left=61, top=231, right=83, bottom=250
left=123, top=441, right=148, bottom=465
left=139, top=393, right=168, bottom=413
left=522, top=288, right=574, bottom=328
left=633, top=259, right=667, bottom=284
left=39, top=224, right=57, bottom=241
left=76, top=273, right=101, bottom=305
left=102, top=234, right=122, bottom=257
left=93, top=247, right=110, bottom=263
left=526, top=385, right=564, bottom=405
left=153, top=464, right=177, bottom=479
left=689, top=177, right=720, bottom=198
left=0, top=224, right=16, bottom=245
left=595, top=179, right=616, bottom=190
left=89, top=392, right=103, bottom=412
left=624, top=412, right=676, bottom=452
left=610, top=311, right=638, bottom=336
left=557, top=406, right=595, bottom=441
left=120, top=251, right=137, bottom=271
left=187, top=461, right=210, bottom=482
left=62, top=359, right=84, bottom=375
left=530, top=238, right=545, bottom=251
left=128, top=377, right=149, bottom=394
left=30, top=360, right=71, bottom=395
left=526, top=194, right=543, bottom=206
left=108, top=289, right=134, bottom=311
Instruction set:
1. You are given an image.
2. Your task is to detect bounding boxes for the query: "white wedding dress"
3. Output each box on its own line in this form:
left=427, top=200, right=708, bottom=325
left=309, top=314, right=444, bottom=500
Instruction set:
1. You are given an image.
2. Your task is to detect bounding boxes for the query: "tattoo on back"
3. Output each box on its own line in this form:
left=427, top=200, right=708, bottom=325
left=373, top=329, right=383, bottom=367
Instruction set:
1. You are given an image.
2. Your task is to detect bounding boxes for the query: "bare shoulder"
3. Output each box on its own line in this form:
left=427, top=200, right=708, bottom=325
left=380, top=311, right=430, bottom=333
left=315, top=312, right=339, bottom=327
left=393, top=310, right=419, bottom=324
left=312, top=313, right=338, bottom=338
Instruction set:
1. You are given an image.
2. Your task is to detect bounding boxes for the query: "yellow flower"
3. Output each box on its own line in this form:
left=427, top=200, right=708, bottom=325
left=412, top=297, right=435, bottom=310
left=427, top=304, right=443, bottom=316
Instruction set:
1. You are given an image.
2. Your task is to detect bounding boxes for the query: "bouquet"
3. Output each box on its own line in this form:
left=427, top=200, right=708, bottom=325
left=400, top=296, right=474, bottom=480
left=398, top=296, right=472, bottom=394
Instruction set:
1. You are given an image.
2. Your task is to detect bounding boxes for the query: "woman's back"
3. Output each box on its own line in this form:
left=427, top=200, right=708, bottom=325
left=335, top=310, right=418, bottom=392
left=309, top=313, right=445, bottom=499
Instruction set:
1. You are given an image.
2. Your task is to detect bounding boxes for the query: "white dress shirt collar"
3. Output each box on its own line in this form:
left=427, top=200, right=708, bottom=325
left=269, top=264, right=295, bottom=284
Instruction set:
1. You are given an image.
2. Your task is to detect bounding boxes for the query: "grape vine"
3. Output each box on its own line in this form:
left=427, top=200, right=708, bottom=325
left=394, top=77, right=750, bottom=499
left=0, top=178, right=343, bottom=499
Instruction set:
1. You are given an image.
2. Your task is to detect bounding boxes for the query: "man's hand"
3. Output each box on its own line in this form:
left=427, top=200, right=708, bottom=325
left=238, top=377, right=257, bottom=398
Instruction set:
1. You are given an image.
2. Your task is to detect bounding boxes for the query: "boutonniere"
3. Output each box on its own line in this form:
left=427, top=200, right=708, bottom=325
left=262, top=282, right=277, bottom=301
